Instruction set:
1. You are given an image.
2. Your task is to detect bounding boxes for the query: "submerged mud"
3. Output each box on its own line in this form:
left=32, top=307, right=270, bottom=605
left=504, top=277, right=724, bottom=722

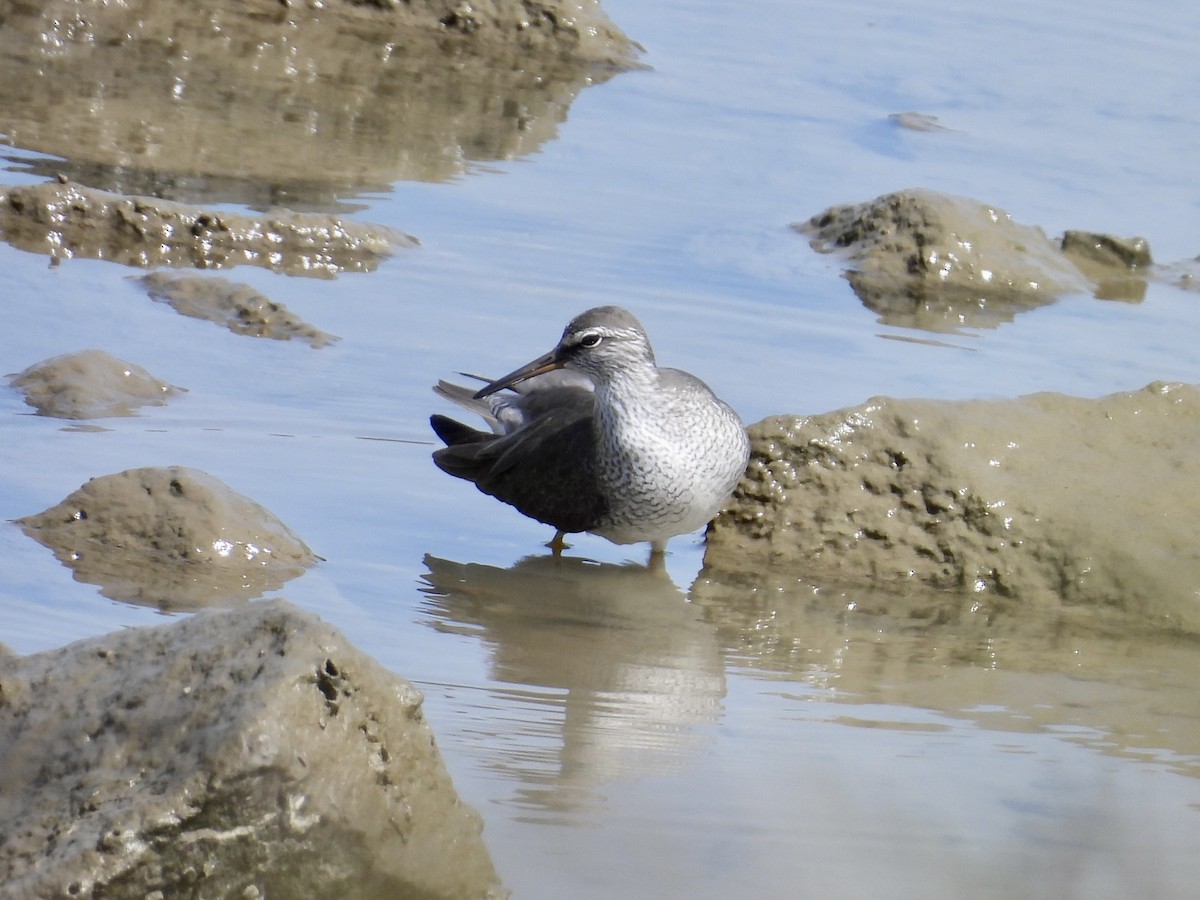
left=8, top=349, right=182, bottom=419
left=707, top=381, right=1200, bottom=635
left=140, top=272, right=338, bottom=347
left=17, top=466, right=318, bottom=610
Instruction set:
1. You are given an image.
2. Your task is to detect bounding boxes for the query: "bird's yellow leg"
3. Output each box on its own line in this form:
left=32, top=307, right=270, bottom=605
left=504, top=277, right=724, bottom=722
left=547, top=530, right=571, bottom=554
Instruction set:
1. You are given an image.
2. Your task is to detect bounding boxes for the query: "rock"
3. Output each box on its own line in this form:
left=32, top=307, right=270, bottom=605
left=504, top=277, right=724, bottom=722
left=0, top=180, right=412, bottom=277
left=0, top=600, right=503, bottom=899
left=706, top=382, right=1200, bottom=634
left=140, top=273, right=338, bottom=347
left=797, top=189, right=1096, bottom=331
left=7, top=349, right=182, bottom=419
left=17, top=467, right=318, bottom=610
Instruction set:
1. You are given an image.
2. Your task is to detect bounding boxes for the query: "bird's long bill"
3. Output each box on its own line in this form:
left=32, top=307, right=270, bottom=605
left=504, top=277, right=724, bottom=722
left=472, top=350, right=564, bottom=399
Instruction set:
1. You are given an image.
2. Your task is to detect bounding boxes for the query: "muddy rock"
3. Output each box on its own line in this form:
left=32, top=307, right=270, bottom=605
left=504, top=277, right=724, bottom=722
left=0, top=180, right=411, bottom=277
left=0, top=0, right=640, bottom=200
left=8, top=349, right=181, bottom=419
left=706, top=382, right=1200, bottom=635
left=798, top=189, right=1099, bottom=331
left=0, top=600, right=503, bottom=899
left=140, top=272, right=338, bottom=347
left=17, top=466, right=317, bottom=610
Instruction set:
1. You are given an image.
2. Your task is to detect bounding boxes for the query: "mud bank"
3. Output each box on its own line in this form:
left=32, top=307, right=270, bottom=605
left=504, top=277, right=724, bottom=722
left=799, top=189, right=1153, bottom=331
left=707, top=381, right=1200, bottom=635
left=0, top=0, right=640, bottom=199
left=0, top=180, right=409, bottom=276
left=8, top=349, right=181, bottom=419
left=17, top=467, right=317, bottom=610
left=0, top=600, right=502, bottom=899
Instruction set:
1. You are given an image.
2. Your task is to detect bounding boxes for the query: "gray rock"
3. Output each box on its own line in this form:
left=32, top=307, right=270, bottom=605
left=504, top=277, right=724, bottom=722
left=0, top=600, right=503, bottom=899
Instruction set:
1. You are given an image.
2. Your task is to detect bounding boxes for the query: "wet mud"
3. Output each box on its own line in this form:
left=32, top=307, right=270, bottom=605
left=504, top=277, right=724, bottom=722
left=708, top=381, right=1200, bottom=635
left=713, top=188, right=1198, bottom=636
left=0, top=0, right=639, bottom=268
left=0, top=180, right=411, bottom=277
left=8, top=349, right=182, bottom=419
left=17, top=466, right=318, bottom=611
left=799, top=189, right=1152, bottom=330
left=1059, top=229, right=1154, bottom=300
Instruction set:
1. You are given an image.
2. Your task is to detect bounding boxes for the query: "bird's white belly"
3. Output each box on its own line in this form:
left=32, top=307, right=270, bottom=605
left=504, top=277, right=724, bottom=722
left=591, top=414, right=746, bottom=544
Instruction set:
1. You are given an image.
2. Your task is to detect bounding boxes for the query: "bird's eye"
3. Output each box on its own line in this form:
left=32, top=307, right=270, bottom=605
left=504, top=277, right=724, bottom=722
left=579, top=332, right=603, bottom=348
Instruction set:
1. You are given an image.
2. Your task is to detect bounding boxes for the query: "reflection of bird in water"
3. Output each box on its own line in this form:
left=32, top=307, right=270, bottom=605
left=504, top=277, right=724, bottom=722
left=430, top=306, right=750, bottom=556
left=419, top=553, right=724, bottom=806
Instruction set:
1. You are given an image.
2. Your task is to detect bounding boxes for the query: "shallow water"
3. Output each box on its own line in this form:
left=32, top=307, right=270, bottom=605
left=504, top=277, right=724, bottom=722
left=3, top=0, right=1200, bottom=897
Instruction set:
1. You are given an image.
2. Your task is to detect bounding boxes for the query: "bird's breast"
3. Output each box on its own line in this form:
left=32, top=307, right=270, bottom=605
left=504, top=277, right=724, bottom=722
left=591, top=390, right=748, bottom=538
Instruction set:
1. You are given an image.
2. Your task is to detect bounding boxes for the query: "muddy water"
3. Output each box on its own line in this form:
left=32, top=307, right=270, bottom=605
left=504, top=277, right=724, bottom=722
left=2, top=0, right=1200, bottom=898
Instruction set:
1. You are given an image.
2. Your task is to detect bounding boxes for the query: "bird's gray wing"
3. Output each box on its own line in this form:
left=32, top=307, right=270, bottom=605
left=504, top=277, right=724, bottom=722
left=431, top=394, right=608, bottom=534
left=435, top=373, right=594, bottom=436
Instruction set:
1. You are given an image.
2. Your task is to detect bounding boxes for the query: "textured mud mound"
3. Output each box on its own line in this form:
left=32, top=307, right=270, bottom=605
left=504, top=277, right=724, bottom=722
left=17, top=466, right=317, bottom=610
left=0, top=600, right=502, bottom=899
left=0, top=180, right=410, bottom=276
left=140, top=272, right=338, bottom=347
left=798, top=189, right=1151, bottom=330
left=707, top=382, right=1200, bottom=635
left=8, top=349, right=181, bottom=419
